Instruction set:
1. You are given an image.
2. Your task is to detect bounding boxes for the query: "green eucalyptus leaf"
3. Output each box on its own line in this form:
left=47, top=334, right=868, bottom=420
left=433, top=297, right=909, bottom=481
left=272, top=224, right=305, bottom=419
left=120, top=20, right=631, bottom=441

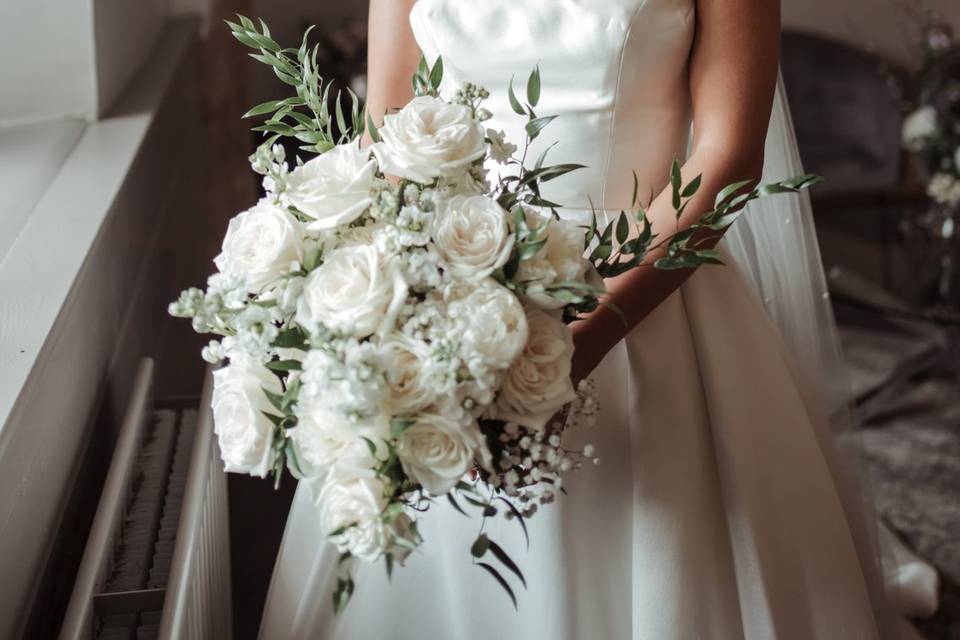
left=615, top=211, right=629, bottom=244
left=471, top=534, right=491, bottom=558
left=525, top=115, right=556, bottom=141
left=273, top=327, right=307, bottom=349
left=714, top=179, right=754, bottom=209
left=495, top=497, right=529, bottom=548
left=527, top=66, right=541, bottom=107
left=429, top=56, right=444, bottom=90
left=366, top=111, right=382, bottom=143
left=488, top=539, right=527, bottom=588
left=476, top=562, right=518, bottom=609
left=508, top=76, right=525, bottom=115
left=266, top=359, right=302, bottom=372
left=243, top=99, right=282, bottom=118
left=681, top=174, right=703, bottom=199
left=447, top=493, right=468, bottom=517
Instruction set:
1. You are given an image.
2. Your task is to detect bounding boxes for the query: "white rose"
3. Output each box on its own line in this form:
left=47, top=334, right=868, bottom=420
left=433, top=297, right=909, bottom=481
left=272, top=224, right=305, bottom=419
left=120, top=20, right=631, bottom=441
left=214, top=199, right=305, bottom=292
left=285, top=143, right=377, bottom=231
left=902, top=105, right=938, bottom=151
left=289, top=395, right=389, bottom=478
left=211, top=361, right=282, bottom=477
left=446, top=279, right=528, bottom=370
left=296, top=244, right=408, bottom=338
left=432, top=195, right=514, bottom=280
left=372, top=96, right=486, bottom=183
left=379, top=336, right=436, bottom=415
left=494, top=307, right=577, bottom=431
left=313, top=469, right=392, bottom=561
left=396, top=413, right=489, bottom=494
left=517, top=213, right=590, bottom=309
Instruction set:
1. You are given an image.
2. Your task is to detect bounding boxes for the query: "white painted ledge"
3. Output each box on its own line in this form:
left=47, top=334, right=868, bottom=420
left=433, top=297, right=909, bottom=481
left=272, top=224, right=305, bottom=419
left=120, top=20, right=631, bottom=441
left=0, top=19, right=198, bottom=638
left=0, top=22, right=192, bottom=443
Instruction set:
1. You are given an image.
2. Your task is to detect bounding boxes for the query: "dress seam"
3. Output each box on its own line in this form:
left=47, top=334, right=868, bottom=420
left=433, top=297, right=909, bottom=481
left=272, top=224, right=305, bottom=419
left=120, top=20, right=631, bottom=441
left=600, top=0, right=651, bottom=211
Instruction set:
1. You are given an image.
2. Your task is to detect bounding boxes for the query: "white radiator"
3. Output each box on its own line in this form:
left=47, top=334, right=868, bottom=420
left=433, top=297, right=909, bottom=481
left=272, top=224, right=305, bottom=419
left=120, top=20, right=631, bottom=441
left=59, top=361, right=232, bottom=640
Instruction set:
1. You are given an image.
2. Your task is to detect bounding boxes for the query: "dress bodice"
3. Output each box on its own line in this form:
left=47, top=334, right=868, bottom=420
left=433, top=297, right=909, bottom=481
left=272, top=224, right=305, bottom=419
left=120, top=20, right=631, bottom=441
left=410, top=0, right=696, bottom=212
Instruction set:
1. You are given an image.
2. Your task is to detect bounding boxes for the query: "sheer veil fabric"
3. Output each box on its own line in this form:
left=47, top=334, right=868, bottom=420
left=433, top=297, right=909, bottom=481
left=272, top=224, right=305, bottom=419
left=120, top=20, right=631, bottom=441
left=258, top=2, right=937, bottom=638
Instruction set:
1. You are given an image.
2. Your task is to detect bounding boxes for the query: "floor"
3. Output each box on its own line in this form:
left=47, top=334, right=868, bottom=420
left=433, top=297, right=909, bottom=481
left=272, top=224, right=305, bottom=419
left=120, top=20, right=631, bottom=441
left=832, top=272, right=960, bottom=639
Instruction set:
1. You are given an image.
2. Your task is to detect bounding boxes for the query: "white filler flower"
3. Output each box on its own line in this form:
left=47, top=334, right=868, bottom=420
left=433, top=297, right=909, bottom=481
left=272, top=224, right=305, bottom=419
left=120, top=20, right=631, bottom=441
left=432, top=194, right=514, bottom=280
left=486, top=128, right=517, bottom=164
left=285, top=143, right=378, bottom=230
left=372, top=96, right=486, bottom=183
left=297, top=244, right=408, bottom=338
left=495, top=307, right=578, bottom=431
left=211, top=360, right=283, bottom=477
left=396, top=413, right=488, bottom=494
left=214, top=199, right=305, bottom=292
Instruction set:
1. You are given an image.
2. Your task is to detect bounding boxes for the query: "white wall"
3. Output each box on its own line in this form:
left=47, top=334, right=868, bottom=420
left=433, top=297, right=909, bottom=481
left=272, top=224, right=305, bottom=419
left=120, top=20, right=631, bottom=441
left=0, top=0, right=97, bottom=125
left=0, top=0, right=169, bottom=124
left=783, top=0, right=960, bottom=68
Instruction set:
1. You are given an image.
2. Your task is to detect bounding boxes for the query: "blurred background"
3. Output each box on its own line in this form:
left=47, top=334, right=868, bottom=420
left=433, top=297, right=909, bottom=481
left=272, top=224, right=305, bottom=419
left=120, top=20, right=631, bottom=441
left=0, top=0, right=958, bottom=638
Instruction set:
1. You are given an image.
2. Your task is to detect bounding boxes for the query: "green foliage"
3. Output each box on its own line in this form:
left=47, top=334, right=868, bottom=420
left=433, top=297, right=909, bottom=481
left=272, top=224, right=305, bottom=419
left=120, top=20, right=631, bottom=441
left=226, top=15, right=366, bottom=152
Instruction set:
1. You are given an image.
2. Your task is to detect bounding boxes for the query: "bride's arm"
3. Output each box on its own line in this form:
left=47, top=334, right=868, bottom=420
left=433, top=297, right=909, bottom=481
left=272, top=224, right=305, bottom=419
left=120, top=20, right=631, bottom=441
left=570, top=0, right=781, bottom=382
left=363, top=0, right=422, bottom=145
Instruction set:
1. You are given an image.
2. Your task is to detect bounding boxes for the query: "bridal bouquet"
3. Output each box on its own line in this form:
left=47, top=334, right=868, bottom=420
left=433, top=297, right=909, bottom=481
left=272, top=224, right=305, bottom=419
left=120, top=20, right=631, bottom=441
left=170, top=16, right=821, bottom=611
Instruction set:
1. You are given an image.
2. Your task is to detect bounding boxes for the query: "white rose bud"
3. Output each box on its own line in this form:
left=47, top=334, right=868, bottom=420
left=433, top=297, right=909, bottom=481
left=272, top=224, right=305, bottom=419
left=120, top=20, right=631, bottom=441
left=214, top=199, right=305, bottom=292
left=446, top=279, right=528, bottom=370
left=379, top=336, right=437, bottom=415
left=285, top=143, right=378, bottom=231
left=296, top=244, right=408, bottom=338
left=289, top=395, right=388, bottom=478
left=494, top=306, right=577, bottom=431
left=396, top=414, right=489, bottom=495
left=372, top=96, right=486, bottom=183
left=313, top=469, right=392, bottom=562
left=432, top=194, right=514, bottom=281
left=211, top=361, right=282, bottom=477
left=517, top=212, right=590, bottom=309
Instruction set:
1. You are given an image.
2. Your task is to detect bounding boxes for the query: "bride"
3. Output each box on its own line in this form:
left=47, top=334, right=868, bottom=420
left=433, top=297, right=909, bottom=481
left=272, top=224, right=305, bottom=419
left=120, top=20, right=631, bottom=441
left=259, top=0, right=937, bottom=637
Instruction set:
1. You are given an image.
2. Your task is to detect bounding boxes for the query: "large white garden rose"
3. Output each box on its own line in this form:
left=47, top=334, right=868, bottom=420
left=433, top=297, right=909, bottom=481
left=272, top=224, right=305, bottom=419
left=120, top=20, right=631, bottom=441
left=296, top=244, right=408, bottom=338
left=285, top=143, right=377, bottom=230
left=432, top=194, right=514, bottom=280
left=396, top=413, right=488, bottom=495
left=902, top=105, right=938, bottom=151
left=517, top=213, right=590, bottom=309
left=214, top=199, right=305, bottom=292
left=313, top=469, right=394, bottom=561
left=211, top=361, right=282, bottom=477
left=379, top=336, right=436, bottom=415
left=371, top=96, right=486, bottom=183
left=495, top=306, right=577, bottom=431
left=289, top=394, right=389, bottom=478
left=446, top=279, right=528, bottom=370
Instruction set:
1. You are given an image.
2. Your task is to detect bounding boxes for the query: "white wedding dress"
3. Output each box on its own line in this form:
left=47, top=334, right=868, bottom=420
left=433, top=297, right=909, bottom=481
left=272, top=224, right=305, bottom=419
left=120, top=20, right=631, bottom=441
left=258, top=1, right=938, bottom=638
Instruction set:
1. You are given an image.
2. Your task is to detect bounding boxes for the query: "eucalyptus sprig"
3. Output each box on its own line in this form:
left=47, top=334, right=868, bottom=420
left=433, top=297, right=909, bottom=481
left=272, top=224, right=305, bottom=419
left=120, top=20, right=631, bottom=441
left=226, top=15, right=366, bottom=153
left=580, top=161, right=824, bottom=277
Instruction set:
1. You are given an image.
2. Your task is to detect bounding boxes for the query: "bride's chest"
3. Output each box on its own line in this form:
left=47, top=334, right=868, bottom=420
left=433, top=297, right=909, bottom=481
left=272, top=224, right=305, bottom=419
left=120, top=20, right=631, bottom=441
left=412, top=0, right=696, bottom=84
